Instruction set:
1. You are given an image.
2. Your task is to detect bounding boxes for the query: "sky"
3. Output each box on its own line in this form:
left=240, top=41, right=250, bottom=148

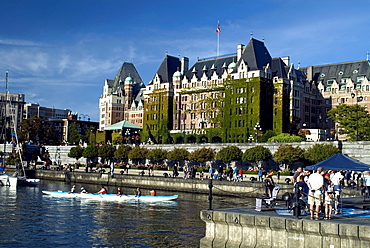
left=1, top=0, right=370, bottom=122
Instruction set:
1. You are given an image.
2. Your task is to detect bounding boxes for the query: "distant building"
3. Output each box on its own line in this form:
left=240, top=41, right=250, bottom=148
left=47, top=113, right=99, bottom=144
left=99, top=62, right=145, bottom=131
left=0, top=92, right=25, bottom=141
left=24, top=103, right=71, bottom=121
left=300, top=59, right=370, bottom=140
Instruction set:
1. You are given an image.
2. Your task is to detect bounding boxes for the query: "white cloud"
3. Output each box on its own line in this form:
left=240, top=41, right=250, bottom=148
left=0, top=38, right=48, bottom=47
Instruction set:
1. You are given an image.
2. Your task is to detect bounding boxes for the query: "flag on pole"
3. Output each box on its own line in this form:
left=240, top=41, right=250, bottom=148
left=216, top=22, right=221, bottom=33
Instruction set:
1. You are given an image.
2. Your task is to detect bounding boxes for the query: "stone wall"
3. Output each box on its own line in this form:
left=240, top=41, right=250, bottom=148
left=200, top=209, right=370, bottom=248
left=34, top=170, right=295, bottom=195
left=2, top=140, right=370, bottom=166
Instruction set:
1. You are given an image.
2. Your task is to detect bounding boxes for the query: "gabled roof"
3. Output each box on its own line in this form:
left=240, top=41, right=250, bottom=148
left=149, top=55, right=181, bottom=84
left=239, top=38, right=272, bottom=71
left=112, top=62, right=144, bottom=88
left=271, top=58, right=288, bottom=78
left=306, top=153, right=370, bottom=171
left=104, top=120, right=142, bottom=131
left=299, top=60, right=370, bottom=86
left=184, top=55, right=236, bottom=80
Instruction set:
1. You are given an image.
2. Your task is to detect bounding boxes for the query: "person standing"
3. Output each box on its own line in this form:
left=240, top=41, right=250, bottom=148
left=208, top=166, right=214, bottom=179
left=292, top=167, right=303, bottom=184
left=258, top=168, right=263, bottom=182
left=218, top=165, right=224, bottom=181
left=110, top=162, right=115, bottom=176
left=330, top=170, right=344, bottom=214
left=173, top=164, right=178, bottom=177
left=307, top=167, right=324, bottom=220
left=263, top=170, right=275, bottom=197
left=364, top=171, right=370, bottom=198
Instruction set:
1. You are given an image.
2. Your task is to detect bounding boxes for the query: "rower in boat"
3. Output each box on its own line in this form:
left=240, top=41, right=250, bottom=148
left=135, top=188, right=141, bottom=197
left=69, top=185, right=76, bottom=193
left=117, top=187, right=123, bottom=195
left=97, top=186, right=107, bottom=194
left=80, top=187, right=88, bottom=193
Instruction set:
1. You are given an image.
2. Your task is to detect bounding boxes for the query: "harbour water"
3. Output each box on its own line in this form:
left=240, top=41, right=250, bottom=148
left=0, top=180, right=253, bottom=247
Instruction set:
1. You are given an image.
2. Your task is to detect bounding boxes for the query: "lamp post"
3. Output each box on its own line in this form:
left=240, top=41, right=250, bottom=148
left=125, top=129, right=131, bottom=144
left=248, top=135, right=254, bottom=143
left=351, top=93, right=363, bottom=141
left=254, top=122, right=261, bottom=143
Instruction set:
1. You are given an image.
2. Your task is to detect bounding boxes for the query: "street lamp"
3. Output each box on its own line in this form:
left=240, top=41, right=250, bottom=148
left=125, top=129, right=131, bottom=144
left=351, top=93, right=363, bottom=141
left=254, top=123, right=261, bottom=142
left=248, top=135, right=254, bottom=143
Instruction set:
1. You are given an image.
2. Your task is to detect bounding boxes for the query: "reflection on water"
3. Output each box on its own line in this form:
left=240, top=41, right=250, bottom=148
left=0, top=180, right=254, bottom=247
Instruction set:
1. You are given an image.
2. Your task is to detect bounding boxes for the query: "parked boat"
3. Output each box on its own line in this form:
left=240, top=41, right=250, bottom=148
left=42, top=190, right=178, bottom=202
left=18, top=177, right=40, bottom=186
left=0, top=173, right=18, bottom=187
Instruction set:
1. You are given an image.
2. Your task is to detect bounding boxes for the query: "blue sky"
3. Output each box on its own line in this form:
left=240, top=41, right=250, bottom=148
left=1, top=0, right=370, bottom=121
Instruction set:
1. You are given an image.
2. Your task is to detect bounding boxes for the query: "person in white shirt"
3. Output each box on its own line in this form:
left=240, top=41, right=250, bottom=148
left=307, top=167, right=324, bottom=220
left=330, top=170, right=344, bottom=214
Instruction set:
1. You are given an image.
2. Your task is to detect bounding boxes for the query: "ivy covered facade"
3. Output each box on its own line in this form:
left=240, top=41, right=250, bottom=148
left=141, top=38, right=299, bottom=144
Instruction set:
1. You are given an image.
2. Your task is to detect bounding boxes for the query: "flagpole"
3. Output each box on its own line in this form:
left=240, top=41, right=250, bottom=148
left=217, top=29, right=220, bottom=57
left=216, top=21, right=220, bottom=57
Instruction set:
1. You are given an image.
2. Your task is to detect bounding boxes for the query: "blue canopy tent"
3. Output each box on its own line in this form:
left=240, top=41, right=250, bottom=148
left=306, top=153, right=370, bottom=171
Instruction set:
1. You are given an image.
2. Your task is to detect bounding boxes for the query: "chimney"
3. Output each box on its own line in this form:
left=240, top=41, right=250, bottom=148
left=237, top=44, right=244, bottom=61
left=181, top=57, right=189, bottom=75
left=282, top=56, right=290, bottom=66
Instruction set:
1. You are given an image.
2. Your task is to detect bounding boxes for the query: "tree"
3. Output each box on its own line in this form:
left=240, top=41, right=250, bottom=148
left=327, top=103, right=370, bottom=141
left=188, top=147, right=215, bottom=166
left=128, top=146, right=149, bottom=165
left=98, top=144, right=116, bottom=164
left=114, top=145, right=132, bottom=162
left=82, top=144, right=99, bottom=162
left=304, top=143, right=340, bottom=164
left=273, top=144, right=305, bottom=170
left=242, top=145, right=272, bottom=168
left=166, top=148, right=190, bottom=167
left=68, top=122, right=83, bottom=145
left=18, top=116, right=60, bottom=145
left=146, top=148, right=168, bottom=164
left=267, top=133, right=304, bottom=143
left=216, top=146, right=242, bottom=167
left=68, top=146, right=84, bottom=162
left=259, top=130, right=276, bottom=143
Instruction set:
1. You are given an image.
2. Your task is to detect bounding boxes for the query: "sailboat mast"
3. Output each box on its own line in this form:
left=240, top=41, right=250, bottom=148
left=2, top=71, right=9, bottom=167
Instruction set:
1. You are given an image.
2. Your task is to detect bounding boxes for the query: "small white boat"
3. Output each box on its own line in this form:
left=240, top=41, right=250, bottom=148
left=18, top=177, right=41, bottom=186
left=42, top=190, right=178, bottom=202
left=0, top=173, right=18, bottom=187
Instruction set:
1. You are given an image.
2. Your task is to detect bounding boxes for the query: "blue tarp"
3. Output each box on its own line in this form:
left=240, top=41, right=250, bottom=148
left=306, top=153, right=370, bottom=171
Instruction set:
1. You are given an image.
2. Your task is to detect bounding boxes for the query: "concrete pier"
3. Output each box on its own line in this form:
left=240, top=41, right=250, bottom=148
left=200, top=197, right=370, bottom=248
